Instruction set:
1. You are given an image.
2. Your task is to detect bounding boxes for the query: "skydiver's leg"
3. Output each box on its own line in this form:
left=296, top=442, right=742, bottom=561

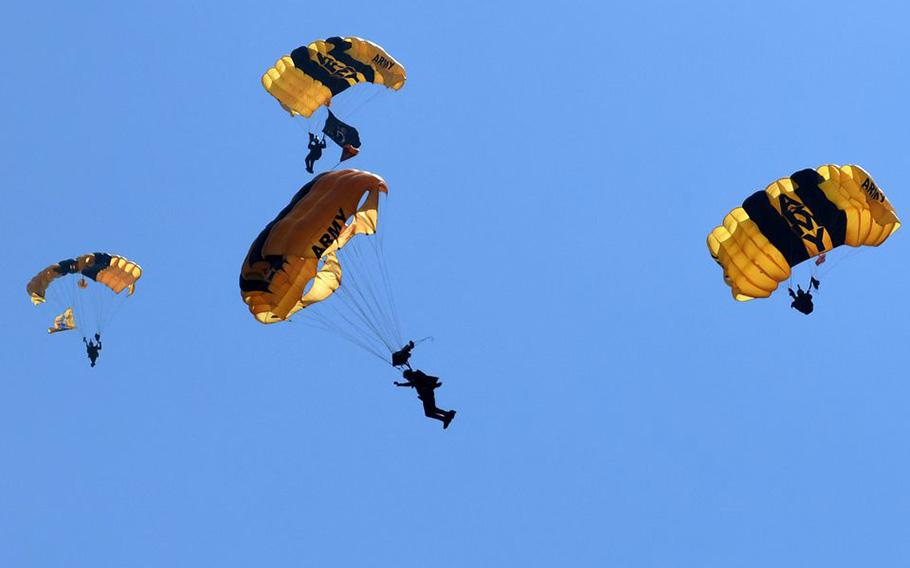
left=421, top=399, right=446, bottom=423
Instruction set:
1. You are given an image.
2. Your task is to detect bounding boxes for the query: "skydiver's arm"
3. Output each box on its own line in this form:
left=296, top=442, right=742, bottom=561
left=788, top=288, right=797, bottom=299
left=394, top=381, right=414, bottom=388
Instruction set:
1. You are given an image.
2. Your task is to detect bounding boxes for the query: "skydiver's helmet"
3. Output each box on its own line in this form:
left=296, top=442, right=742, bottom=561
left=78, top=278, right=88, bottom=289
left=402, top=369, right=415, bottom=380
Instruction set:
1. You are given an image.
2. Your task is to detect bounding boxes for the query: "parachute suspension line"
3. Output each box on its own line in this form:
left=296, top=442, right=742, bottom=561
left=369, top=232, right=403, bottom=345
left=343, top=245, right=394, bottom=345
left=313, top=287, right=392, bottom=359
left=340, top=88, right=385, bottom=122
left=294, top=314, right=389, bottom=364
left=334, top=275, right=396, bottom=353
left=99, top=289, right=131, bottom=334
left=342, top=239, right=401, bottom=352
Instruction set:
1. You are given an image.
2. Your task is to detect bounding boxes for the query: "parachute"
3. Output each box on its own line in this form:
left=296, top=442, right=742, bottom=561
left=707, top=164, right=900, bottom=300
left=239, top=169, right=402, bottom=359
left=262, top=36, right=406, bottom=118
left=27, top=252, right=142, bottom=337
left=262, top=37, right=405, bottom=166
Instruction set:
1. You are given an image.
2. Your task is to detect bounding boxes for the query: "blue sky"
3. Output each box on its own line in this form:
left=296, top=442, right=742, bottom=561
left=2, top=1, right=910, bottom=565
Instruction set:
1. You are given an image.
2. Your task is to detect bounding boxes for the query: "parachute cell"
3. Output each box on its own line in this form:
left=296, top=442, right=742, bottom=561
left=707, top=164, right=900, bottom=300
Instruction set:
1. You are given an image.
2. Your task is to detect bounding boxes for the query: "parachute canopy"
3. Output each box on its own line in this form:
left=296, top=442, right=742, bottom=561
left=239, top=169, right=388, bottom=324
left=707, top=164, right=900, bottom=300
left=262, top=36, right=406, bottom=118
left=27, top=253, right=142, bottom=305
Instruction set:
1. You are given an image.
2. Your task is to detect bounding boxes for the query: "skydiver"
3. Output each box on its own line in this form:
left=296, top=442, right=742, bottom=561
left=83, top=333, right=102, bottom=367
left=304, top=133, right=327, bottom=174
left=391, top=340, right=416, bottom=369
left=788, top=277, right=820, bottom=315
left=395, top=369, right=456, bottom=429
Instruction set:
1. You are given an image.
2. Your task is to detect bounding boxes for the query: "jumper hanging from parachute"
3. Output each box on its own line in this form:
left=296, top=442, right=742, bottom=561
left=261, top=36, right=406, bottom=168
left=239, top=169, right=404, bottom=362
left=707, top=164, right=900, bottom=306
left=27, top=253, right=142, bottom=364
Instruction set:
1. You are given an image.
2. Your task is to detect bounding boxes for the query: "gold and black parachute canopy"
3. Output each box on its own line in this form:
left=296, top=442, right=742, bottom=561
left=239, top=169, right=387, bottom=324
left=27, top=253, right=142, bottom=305
left=262, top=36, right=406, bottom=118
left=707, top=164, right=900, bottom=300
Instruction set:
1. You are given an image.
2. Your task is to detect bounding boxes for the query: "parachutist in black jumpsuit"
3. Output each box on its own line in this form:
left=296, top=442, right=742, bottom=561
left=395, top=369, right=456, bottom=429
left=83, top=333, right=102, bottom=367
left=391, top=340, right=415, bottom=369
left=789, top=277, right=820, bottom=315
left=305, top=133, right=327, bottom=174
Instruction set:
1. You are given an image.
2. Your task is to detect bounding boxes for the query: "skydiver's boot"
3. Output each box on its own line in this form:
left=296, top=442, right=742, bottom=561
left=810, top=277, right=820, bottom=290
left=443, top=410, right=456, bottom=429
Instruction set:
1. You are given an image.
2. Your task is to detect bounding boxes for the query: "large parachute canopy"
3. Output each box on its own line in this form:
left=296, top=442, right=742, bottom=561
left=27, top=252, right=142, bottom=336
left=262, top=36, right=406, bottom=118
left=707, top=164, right=900, bottom=300
left=239, top=169, right=388, bottom=324
left=240, top=170, right=404, bottom=362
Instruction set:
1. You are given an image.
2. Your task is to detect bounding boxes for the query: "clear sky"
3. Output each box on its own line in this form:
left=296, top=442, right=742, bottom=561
left=2, top=1, right=909, bottom=566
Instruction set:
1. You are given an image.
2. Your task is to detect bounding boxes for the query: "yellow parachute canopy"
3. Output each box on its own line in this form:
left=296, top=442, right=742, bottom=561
left=707, top=164, right=900, bottom=300
left=27, top=253, right=142, bottom=305
left=48, top=307, right=76, bottom=334
left=239, top=169, right=387, bottom=323
left=262, top=36, right=406, bottom=118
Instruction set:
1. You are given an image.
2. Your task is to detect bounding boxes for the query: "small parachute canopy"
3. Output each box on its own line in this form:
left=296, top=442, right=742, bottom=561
left=239, top=169, right=387, bottom=324
left=707, top=164, right=900, bottom=300
left=48, top=307, right=76, bottom=334
left=262, top=36, right=406, bottom=118
left=27, top=253, right=142, bottom=305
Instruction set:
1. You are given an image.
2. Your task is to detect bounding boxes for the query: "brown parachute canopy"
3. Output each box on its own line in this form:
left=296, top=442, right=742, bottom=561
left=27, top=253, right=142, bottom=305
left=239, top=169, right=387, bottom=324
